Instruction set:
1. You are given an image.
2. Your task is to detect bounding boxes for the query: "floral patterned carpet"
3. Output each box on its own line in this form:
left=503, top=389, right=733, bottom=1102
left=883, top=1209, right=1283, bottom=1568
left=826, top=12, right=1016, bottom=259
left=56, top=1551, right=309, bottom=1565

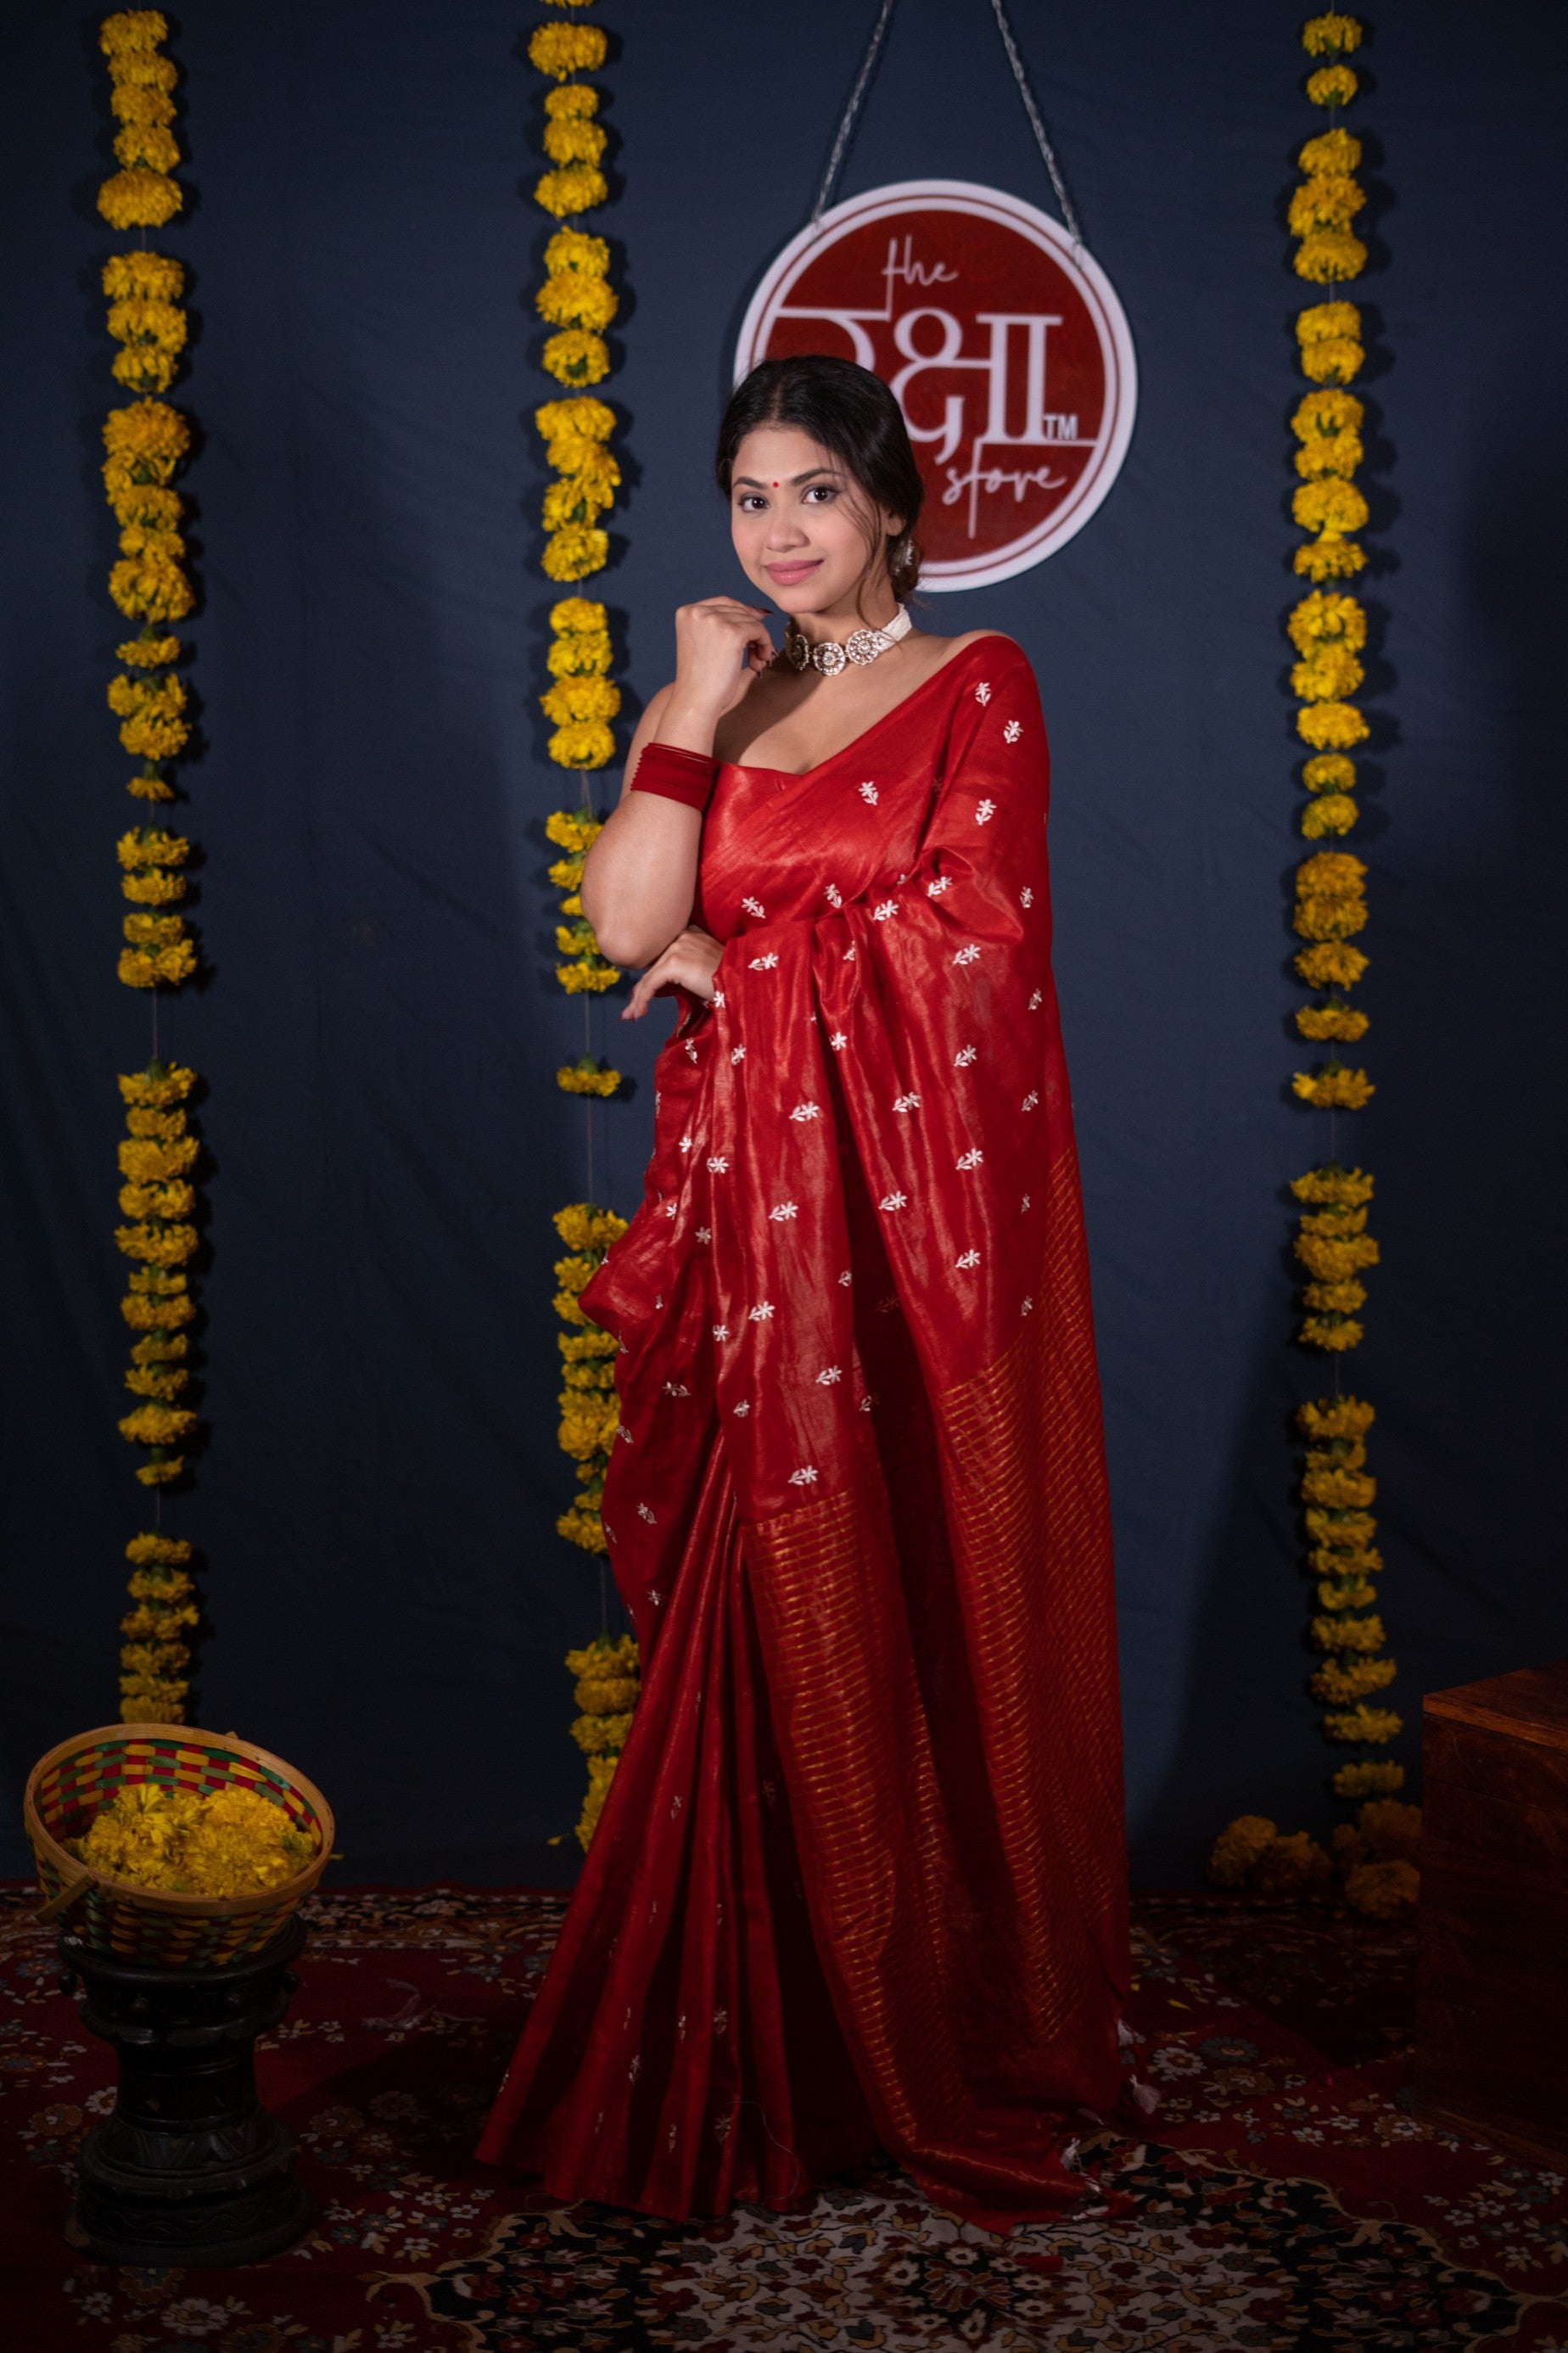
left=3, top=1884, right=1565, bottom=2351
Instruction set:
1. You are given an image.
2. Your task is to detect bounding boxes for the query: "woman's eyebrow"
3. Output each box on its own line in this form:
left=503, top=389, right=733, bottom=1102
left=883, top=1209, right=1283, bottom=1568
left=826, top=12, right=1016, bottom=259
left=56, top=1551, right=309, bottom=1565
left=732, top=468, right=841, bottom=488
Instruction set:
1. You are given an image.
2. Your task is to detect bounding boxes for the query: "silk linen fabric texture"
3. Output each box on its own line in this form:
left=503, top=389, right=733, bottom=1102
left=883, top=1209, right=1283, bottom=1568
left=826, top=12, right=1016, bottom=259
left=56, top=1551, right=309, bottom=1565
left=479, top=638, right=1129, bottom=2229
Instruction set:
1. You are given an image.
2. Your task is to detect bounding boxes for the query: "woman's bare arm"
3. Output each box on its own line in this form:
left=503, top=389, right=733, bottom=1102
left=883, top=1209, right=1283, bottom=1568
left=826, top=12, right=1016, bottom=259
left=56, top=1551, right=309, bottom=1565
left=581, top=598, right=773, bottom=969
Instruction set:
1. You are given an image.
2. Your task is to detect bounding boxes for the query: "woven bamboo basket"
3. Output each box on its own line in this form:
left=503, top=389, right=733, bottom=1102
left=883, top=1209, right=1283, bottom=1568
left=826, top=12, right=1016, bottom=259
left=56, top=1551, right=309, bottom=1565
left=25, top=1723, right=333, bottom=1969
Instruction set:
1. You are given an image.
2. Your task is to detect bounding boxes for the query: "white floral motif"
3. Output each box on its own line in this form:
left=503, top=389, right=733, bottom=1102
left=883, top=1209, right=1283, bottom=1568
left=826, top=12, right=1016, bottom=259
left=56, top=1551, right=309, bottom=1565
left=843, top=945, right=856, bottom=961
left=618, top=1425, right=634, bottom=1443
left=649, top=1586, right=662, bottom=1605
left=790, top=1101, right=822, bottom=1121
left=1022, top=1193, right=1032, bottom=1211
left=837, top=1269, right=853, bottom=1286
left=685, top=1039, right=698, bottom=1061
left=732, top=1401, right=750, bottom=1417
left=712, top=989, right=725, bottom=1008
left=1022, top=1090, right=1039, bottom=1112
left=629, top=2055, right=641, bottom=2082
left=749, top=1302, right=775, bottom=1321
left=668, top=2123, right=679, bottom=2150
left=1022, top=1296, right=1034, bottom=1315
left=879, top=1191, right=909, bottom=1212
left=954, top=944, right=981, bottom=966
left=696, top=1225, right=711, bottom=1242
left=927, top=875, right=952, bottom=897
left=816, top=1366, right=843, bottom=1385
left=787, top=1468, right=819, bottom=1487
left=954, top=1045, right=977, bottom=1068
left=749, top=952, right=779, bottom=971
left=663, top=1201, right=677, bottom=1219
left=956, top=1149, right=984, bottom=1171
left=893, top=1092, right=921, bottom=1113
left=679, top=1132, right=694, bottom=1153
left=769, top=1202, right=798, bottom=1222
left=662, top=1381, right=691, bottom=1398
left=714, top=2114, right=732, bottom=2144
left=859, top=782, right=878, bottom=804
left=1028, top=989, right=1043, bottom=1010
left=707, top=1155, right=730, bottom=1174
left=741, top=896, right=764, bottom=917
left=975, top=681, right=992, bottom=705
left=956, top=1249, right=981, bottom=1269
left=636, top=1502, right=656, bottom=1525
left=872, top=899, right=899, bottom=922
left=712, top=1324, right=729, bottom=1341
left=731, top=1045, right=746, bottom=1065
left=1020, top=886, right=1034, bottom=908
left=1004, top=718, right=1022, bottom=743
left=825, top=883, right=843, bottom=908
left=860, top=1393, right=877, bottom=1410
left=975, top=798, right=996, bottom=825
left=677, top=2014, right=687, bottom=2040
left=829, top=1032, right=848, bottom=1051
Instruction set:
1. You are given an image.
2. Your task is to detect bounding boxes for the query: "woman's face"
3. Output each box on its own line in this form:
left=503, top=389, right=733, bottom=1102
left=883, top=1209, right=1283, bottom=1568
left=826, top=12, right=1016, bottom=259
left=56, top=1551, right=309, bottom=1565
left=727, top=424, right=901, bottom=620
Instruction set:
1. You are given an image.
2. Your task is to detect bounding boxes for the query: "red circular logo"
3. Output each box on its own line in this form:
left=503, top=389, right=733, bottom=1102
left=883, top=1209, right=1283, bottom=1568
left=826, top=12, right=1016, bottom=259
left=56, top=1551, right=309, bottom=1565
left=736, top=179, right=1138, bottom=592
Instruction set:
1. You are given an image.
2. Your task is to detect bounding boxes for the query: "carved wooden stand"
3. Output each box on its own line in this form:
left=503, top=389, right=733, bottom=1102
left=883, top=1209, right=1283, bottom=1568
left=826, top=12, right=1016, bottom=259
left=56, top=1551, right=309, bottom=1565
left=59, top=1914, right=312, bottom=2265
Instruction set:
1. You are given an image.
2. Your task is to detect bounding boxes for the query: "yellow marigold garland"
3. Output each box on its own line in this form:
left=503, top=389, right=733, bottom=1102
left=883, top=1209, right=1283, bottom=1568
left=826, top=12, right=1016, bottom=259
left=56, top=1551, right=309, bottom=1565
left=564, top=1632, right=640, bottom=1850
left=552, top=1202, right=626, bottom=1563
left=97, top=14, right=207, bottom=1724
left=1215, top=11, right=1405, bottom=1888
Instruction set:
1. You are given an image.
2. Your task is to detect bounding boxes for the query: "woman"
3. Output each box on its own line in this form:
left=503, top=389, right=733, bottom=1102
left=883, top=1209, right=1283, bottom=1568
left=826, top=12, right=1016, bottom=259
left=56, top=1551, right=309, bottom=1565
left=479, top=355, right=1130, bottom=2232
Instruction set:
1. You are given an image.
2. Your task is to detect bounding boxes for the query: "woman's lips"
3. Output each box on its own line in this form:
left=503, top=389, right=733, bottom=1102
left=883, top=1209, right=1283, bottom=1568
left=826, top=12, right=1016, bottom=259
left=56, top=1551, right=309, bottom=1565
left=765, top=559, right=822, bottom=584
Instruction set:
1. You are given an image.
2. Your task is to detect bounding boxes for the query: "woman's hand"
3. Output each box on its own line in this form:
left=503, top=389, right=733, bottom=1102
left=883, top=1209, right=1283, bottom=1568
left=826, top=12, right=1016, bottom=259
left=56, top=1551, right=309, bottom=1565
left=658, top=598, right=775, bottom=753
left=620, top=926, right=724, bottom=1022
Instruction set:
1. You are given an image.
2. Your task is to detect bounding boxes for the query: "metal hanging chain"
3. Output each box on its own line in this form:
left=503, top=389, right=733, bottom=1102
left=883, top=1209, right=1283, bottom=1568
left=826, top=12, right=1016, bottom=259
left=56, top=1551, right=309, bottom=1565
left=988, top=0, right=1085, bottom=249
left=810, top=0, right=899, bottom=229
left=809, top=0, right=1087, bottom=250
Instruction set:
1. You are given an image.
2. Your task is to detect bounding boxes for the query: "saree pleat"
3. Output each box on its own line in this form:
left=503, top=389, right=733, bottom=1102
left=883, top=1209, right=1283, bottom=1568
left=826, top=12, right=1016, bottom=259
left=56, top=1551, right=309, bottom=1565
left=481, top=638, right=1128, bottom=2224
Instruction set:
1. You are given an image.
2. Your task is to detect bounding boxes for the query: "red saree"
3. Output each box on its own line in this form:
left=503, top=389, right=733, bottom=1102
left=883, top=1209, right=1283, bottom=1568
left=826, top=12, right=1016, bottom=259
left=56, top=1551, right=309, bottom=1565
left=478, top=636, right=1129, bottom=2229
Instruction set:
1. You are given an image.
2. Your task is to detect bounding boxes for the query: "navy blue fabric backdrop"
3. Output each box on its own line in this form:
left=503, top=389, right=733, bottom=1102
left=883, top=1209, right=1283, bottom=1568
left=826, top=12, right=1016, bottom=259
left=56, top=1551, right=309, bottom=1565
left=3, top=0, right=1565, bottom=1887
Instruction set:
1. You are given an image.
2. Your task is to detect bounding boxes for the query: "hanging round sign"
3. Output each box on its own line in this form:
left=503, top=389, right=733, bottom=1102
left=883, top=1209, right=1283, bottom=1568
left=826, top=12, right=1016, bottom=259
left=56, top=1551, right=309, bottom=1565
left=735, top=178, right=1137, bottom=592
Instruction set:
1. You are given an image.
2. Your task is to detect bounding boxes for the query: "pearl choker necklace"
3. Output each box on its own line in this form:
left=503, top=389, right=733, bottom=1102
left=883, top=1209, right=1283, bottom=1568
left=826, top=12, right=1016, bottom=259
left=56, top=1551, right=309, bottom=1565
left=783, top=602, right=912, bottom=677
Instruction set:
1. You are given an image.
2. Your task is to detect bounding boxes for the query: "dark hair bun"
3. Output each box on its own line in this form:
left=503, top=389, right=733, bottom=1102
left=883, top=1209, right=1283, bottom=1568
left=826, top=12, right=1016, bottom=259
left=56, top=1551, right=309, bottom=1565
left=716, top=355, right=924, bottom=597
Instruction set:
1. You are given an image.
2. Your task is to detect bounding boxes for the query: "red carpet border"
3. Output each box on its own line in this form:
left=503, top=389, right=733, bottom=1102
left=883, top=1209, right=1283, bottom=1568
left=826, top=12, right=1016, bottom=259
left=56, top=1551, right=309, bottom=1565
left=1, top=1885, right=1564, bottom=2350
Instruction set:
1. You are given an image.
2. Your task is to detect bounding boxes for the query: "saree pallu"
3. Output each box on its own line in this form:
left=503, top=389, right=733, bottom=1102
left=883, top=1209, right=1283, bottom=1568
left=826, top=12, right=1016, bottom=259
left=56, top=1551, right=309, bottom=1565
left=479, top=636, right=1129, bottom=2230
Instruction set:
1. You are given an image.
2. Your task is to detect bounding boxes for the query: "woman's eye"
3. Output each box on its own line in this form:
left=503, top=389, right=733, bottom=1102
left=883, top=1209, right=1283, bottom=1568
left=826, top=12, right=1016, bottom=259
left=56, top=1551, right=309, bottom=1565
left=738, top=495, right=766, bottom=513
left=804, top=485, right=836, bottom=503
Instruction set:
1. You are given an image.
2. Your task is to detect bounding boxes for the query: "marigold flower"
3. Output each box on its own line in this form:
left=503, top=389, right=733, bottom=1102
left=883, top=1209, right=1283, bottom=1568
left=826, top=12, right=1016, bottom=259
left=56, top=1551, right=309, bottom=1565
left=541, top=676, right=619, bottom=727
left=542, top=524, right=609, bottom=583
left=98, top=167, right=183, bottom=229
left=1295, top=228, right=1368, bottom=285
left=119, top=1060, right=195, bottom=1108
left=101, top=9, right=169, bottom=53
left=116, top=630, right=182, bottom=669
left=545, top=808, right=602, bottom=854
left=1300, top=793, right=1358, bottom=839
left=104, top=253, right=184, bottom=305
left=569, top=1708, right=633, bottom=1756
left=555, top=1202, right=627, bottom=1255
left=542, top=327, right=611, bottom=387
left=1294, top=538, right=1367, bottom=582
left=529, top=21, right=608, bottom=76
left=1294, top=429, right=1363, bottom=482
left=559, top=1499, right=608, bottom=1555
left=119, top=938, right=198, bottom=989
left=545, top=223, right=609, bottom=274
left=1332, top=1760, right=1404, bottom=1800
left=537, top=272, right=618, bottom=340
left=1293, top=892, right=1366, bottom=946
left=109, top=79, right=176, bottom=129
left=1292, top=646, right=1364, bottom=703
left=1254, top=1829, right=1334, bottom=1894
left=117, top=825, right=189, bottom=869
left=1295, top=1230, right=1379, bottom=1282
left=1291, top=1171, right=1374, bottom=1214
left=1307, top=64, right=1359, bottom=106
left=109, top=552, right=193, bottom=625
left=1293, top=479, right=1369, bottom=538
left=1297, top=701, right=1369, bottom=751
left=1295, top=940, right=1367, bottom=990
left=538, top=401, right=615, bottom=452
left=1299, top=127, right=1362, bottom=176
left=113, top=119, right=180, bottom=173
left=1287, top=591, right=1366, bottom=653
left=1303, top=1465, right=1377, bottom=1512
left=1292, top=1063, right=1375, bottom=1110
left=1302, top=12, right=1363, bottom=57
left=1313, top=1657, right=1397, bottom=1705
left=550, top=718, right=616, bottom=772
left=1207, top=1814, right=1277, bottom=1887
left=543, top=116, right=608, bottom=168
left=1293, top=387, right=1364, bottom=441
left=1343, top=1857, right=1417, bottom=1918
left=1288, top=173, right=1364, bottom=236
left=1295, top=998, right=1366, bottom=1038
left=543, top=472, right=616, bottom=531
left=1302, top=752, right=1356, bottom=793
left=103, top=395, right=189, bottom=473
left=1300, top=1313, right=1362, bottom=1352
left=547, top=625, right=613, bottom=678
left=536, top=165, right=609, bottom=220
